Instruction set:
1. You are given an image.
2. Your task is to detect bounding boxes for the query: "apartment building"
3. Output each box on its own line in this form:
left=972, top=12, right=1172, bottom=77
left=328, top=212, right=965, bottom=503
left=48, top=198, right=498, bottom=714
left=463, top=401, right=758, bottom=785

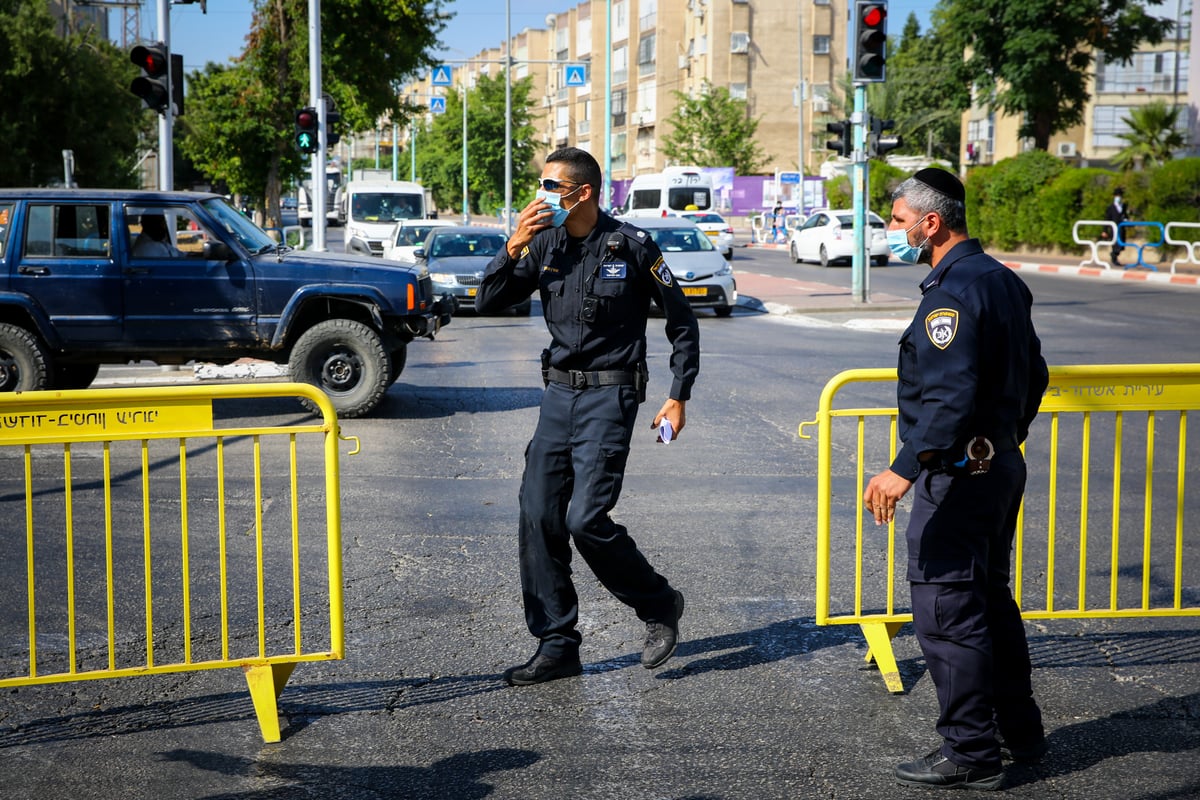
left=962, top=3, right=1196, bottom=169
left=401, top=0, right=850, bottom=182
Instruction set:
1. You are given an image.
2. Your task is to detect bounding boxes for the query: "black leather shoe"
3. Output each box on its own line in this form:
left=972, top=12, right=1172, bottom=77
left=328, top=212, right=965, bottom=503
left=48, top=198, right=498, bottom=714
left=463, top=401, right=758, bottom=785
left=895, top=750, right=1003, bottom=791
left=503, top=653, right=583, bottom=686
left=997, top=733, right=1048, bottom=762
left=642, top=590, right=685, bottom=669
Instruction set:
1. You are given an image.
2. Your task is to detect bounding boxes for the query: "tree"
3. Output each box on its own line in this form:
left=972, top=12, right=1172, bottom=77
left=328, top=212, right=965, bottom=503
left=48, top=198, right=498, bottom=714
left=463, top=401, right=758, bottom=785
left=940, top=0, right=1174, bottom=151
left=415, top=73, right=539, bottom=215
left=179, top=0, right=444, bottom=226
left=0, top=1, right=143, bottom=187
left=661, top=82, right=767, bottom=174
left=1111, top=100, right=1186, bottom=171
left=886, top=11, right=971, bottom=165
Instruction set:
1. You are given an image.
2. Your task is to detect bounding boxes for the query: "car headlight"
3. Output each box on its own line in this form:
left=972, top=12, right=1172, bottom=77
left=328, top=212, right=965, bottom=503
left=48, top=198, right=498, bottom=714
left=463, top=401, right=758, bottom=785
left=430, top=272, right=455, bottom=283
left=715, top=263, right=733, bottom=277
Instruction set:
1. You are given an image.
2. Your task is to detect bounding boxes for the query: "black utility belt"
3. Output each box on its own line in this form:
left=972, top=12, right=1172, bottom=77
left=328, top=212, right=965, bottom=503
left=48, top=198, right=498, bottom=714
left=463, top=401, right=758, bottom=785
left=545, top=366, right=643, bottom=390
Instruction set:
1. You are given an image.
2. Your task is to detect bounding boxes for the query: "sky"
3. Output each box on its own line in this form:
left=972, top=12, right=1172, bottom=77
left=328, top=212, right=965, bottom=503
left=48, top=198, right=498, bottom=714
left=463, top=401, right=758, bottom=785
left=140, top=0, right=939, bottom=75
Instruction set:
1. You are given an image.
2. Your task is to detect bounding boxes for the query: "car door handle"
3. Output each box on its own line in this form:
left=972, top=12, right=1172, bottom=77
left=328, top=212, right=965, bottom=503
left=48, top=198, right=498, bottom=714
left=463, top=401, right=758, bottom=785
left=18, top=265, right=50, bottom=276
left=124, top=266, right=151, bottom=275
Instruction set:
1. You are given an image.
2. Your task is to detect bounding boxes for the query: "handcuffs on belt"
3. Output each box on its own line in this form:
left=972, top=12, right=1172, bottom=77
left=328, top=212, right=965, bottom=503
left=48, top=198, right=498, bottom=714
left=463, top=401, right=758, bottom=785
left=953, top=436, right=995, bottom=476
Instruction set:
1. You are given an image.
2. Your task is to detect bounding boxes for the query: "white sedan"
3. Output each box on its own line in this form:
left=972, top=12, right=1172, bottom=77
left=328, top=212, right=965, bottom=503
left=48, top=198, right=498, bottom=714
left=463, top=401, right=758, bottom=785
left=787, top=209, right=891, bottom=267
left=679, top=212, right=735, bottom=260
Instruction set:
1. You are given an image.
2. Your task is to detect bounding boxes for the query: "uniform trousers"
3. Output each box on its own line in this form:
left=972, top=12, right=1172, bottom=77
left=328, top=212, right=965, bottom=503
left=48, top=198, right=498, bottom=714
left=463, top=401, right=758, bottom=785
left=906, top=450, right=1044, bottom=769
left=517, top=381, right=675, bottom=658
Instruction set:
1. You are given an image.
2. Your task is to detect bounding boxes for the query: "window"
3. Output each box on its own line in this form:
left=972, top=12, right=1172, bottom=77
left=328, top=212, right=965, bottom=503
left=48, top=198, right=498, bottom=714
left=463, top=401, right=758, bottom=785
left=638, top=34, right=656, bottom=77
left=1096, top=50, right=1189, bottom=93
left=613, top=46, right=628, bottom=85
left=613, top=0, right=628, bottom=41
left=611, top=132, right=628, bottom=171
left=612, top=88, right=627, bottom=127
left=730, top=32, right=749, bottom=54
left=730, top=82, right=747, bottom=100
left=0, top=203, right=14, bottom=258
left=125, top=204, right=218, bottom=259
left=24, top=204, right=111, bottom=258
left=813, top=35, right=831, bottom=55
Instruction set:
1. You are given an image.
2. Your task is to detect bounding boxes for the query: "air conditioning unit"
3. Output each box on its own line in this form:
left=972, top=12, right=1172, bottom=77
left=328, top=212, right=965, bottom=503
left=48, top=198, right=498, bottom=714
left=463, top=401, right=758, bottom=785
left=1056, top=141, right=1078, bottom=158
left=812, top=97, right=830, bottom=113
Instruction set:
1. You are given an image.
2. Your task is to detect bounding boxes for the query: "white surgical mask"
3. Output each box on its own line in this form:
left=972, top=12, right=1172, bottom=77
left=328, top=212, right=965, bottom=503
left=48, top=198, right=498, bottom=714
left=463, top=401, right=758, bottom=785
left=886, top=218, right=931, bottom=264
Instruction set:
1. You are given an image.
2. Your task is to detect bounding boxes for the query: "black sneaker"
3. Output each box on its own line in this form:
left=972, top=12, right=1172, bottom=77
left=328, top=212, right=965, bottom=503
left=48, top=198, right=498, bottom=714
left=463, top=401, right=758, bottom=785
left=642, top=590, right=685, bottom=669
left=503, top=652, right=583, bottom=686
left=895, top=750, right=1004, bottom=791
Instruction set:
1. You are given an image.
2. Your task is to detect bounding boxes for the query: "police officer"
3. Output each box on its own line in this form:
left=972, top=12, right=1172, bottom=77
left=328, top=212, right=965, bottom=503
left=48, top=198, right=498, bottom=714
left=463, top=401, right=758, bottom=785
left=476, top=147, right=700, bottom=686
left=863, top=168, right=1049, bottom=790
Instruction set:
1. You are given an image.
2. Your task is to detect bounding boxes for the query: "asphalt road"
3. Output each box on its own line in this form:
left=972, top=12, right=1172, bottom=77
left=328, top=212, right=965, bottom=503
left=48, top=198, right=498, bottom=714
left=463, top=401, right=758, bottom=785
left=1, top=246, right=1198, bottom=799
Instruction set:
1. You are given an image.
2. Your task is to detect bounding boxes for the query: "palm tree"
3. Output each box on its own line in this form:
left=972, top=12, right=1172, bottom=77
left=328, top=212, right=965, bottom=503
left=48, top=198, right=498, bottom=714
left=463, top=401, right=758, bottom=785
left=1111, top=101, right=1186, bottom=171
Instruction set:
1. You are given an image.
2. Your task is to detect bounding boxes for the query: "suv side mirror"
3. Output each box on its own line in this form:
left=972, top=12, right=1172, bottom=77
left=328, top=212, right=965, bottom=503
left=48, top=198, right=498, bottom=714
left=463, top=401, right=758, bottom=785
left=203, top=240, right=235, bottom=261
left=413, top=248, right=426, bottom=260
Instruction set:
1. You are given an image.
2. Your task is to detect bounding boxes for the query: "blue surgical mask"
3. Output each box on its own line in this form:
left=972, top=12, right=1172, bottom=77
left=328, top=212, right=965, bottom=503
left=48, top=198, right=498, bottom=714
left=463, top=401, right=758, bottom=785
left=886, top=218, right=930, bottom=264
left=536, top=185, right=581, bottom=228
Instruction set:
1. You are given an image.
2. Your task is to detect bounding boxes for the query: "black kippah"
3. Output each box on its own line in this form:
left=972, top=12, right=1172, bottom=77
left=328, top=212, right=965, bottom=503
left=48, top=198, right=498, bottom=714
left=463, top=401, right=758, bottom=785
left=912, top=168, right=965, bottom=203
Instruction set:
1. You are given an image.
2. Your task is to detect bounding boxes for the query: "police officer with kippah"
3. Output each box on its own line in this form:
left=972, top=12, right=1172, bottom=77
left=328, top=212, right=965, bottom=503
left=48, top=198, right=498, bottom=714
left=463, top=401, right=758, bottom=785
left=477, top=147, right=699, bottom=686
left=864, top=168, right=1049, bottom=791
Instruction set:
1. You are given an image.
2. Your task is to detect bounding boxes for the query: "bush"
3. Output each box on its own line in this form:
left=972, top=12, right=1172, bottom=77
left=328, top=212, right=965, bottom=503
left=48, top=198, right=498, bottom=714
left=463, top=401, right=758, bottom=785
left=1143, top=158, right=1200, bottom=240
left=1035, top=168, right=1117, bottom=250
left=964, top=151, right=1063, bottom=250
left=820, top=161, right=910, bottom=215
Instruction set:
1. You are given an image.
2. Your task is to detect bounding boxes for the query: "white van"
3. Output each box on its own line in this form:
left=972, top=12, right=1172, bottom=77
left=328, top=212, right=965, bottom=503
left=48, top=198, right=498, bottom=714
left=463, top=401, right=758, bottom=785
left=619, top=167, right=715, bottom=218
left=339, top=180, right=429, bottom=256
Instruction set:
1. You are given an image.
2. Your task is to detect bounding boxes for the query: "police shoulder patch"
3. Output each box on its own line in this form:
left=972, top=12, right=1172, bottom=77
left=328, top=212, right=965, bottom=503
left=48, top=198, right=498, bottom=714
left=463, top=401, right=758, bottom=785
left=519, top=245, right=530, bottom=259
left=650, top=257, right=673, bottom=286
left=925, top=308, right=959, bottom=349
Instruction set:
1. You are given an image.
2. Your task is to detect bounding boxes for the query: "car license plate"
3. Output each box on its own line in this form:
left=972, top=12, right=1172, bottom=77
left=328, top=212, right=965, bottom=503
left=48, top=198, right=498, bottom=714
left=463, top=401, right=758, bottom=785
left=467, top=288, right=478, bottom=297
left=704, top=231, right=718, bottom=238
left=682, top=287, right=707, bottom=297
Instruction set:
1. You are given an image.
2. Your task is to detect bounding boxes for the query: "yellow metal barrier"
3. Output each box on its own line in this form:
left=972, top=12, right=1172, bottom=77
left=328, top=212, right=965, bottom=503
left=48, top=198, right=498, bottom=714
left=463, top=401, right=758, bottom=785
left=799, top=364, right=1200, bottom=693
left=0, top=383, right=354, bottom=742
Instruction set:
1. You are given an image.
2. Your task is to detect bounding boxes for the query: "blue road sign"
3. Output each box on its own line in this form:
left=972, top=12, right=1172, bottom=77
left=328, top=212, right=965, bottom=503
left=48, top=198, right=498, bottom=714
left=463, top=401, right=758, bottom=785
left=564, top=64, right=587, bottom=87
left=779, top=171, right=801, bottom=185
left=430, top=97, right=447, bottom=114
left=431, top=65, right=452, bottom=86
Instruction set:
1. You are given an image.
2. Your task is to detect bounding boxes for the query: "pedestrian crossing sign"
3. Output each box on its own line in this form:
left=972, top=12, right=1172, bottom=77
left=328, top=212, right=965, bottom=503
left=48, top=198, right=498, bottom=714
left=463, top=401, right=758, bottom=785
left=430, top=97, right=447, bottom=114
left=564, top=64, right=587, bottom=87
left=431, top=65, right=452, bottom=86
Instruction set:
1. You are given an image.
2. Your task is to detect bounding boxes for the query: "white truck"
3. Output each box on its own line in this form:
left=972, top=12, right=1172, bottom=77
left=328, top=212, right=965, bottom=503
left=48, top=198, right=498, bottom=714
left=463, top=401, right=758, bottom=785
left=339, top=180, right=431, bottom=257
left=617, top=166, right=715, bottom=218
left=297, top=165, right=343, bottom=227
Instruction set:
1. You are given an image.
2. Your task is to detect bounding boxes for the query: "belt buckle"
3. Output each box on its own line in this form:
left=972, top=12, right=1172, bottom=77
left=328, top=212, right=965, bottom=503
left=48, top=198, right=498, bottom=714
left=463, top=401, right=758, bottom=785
left=569, top=370, right=588, bottom=390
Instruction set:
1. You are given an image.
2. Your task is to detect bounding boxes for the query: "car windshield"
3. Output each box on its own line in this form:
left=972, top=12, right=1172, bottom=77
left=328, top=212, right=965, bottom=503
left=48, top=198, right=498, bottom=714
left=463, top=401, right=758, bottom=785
left=649, top=228, right=715, bottom=252
left=394, top=224, right=438, bottom=247
left=428, top=232, right=506, bottom=258
left=201, top=197, right=277, bottom=253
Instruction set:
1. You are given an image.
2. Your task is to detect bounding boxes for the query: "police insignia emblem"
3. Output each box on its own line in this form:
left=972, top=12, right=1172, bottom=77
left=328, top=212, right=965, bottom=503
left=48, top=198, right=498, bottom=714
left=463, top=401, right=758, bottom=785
left=925, top=308, right=958, bottom=349
left=520, top=246, right=530, bottom=259
left=650, top=257, right=673, bottom=286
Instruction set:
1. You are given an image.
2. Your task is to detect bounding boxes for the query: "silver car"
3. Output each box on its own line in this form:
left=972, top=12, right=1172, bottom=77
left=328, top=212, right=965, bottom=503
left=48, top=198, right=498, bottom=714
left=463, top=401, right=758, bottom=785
left=414, top=226, right=532, bottom=315
left=787, top=208, right=891, bottom=267
left=679, top=211, right=735, bottom=260
left=632, top=216, right=737, bottom=317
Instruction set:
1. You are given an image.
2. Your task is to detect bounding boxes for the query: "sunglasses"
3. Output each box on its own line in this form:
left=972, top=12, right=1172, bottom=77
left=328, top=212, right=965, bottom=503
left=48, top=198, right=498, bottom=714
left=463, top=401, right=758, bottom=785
left=537, top=178, right=578, bottom=192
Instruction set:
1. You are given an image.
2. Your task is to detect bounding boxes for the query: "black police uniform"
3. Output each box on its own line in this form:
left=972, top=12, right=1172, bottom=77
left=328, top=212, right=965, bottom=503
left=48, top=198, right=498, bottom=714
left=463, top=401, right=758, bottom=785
left=476, top=211, right=700, bottom=660
left=891, top=238, right=1049, bottom=771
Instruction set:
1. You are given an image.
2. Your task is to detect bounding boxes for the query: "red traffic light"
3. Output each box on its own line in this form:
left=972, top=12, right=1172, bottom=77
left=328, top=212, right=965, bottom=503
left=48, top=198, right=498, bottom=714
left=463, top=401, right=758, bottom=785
left=295, top=109, right=318, bottom=130
left=130, top=44, right=168, bottom=77
left=854, top=1, right=888, bottom=82
left=862, top=4, right=885, bottom=27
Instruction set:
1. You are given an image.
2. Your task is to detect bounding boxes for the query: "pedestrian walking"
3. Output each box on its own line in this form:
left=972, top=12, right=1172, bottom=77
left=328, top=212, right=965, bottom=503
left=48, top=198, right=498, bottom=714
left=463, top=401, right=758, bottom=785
left=864, top=167, right=1049, bottom=791
left=476, top=147, right=700, bottom=686
left=1104, top=187, right=1130, bottom=266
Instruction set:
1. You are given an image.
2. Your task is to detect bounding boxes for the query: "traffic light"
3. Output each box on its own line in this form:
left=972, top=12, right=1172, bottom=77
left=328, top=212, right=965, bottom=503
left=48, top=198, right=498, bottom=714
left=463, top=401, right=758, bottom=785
left=854, top=1, right=888, bottom=82
left=170, top=53, right=185, bottom=117
left=295, top=107, right=319, bottom=154
left=129, top=42, right=171, bottom=113
left=826, top=120, right=851, bottom=158
left=868, top=116, right=902, bottom=158
left=325, top=107, right=341, bottom=147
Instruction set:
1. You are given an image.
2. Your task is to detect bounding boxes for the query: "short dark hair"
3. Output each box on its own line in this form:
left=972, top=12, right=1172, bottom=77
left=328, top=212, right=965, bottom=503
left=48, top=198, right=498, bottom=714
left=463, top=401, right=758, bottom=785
left=546, top=147, right=602, bottom=195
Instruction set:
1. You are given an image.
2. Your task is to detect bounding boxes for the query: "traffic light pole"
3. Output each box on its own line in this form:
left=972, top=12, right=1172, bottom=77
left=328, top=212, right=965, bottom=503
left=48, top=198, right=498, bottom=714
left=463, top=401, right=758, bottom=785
left=851, top=83, right=870, bottom=304
left=308, top=0, right=327, bottom=251
left=155, top=0, right=172, bottom=191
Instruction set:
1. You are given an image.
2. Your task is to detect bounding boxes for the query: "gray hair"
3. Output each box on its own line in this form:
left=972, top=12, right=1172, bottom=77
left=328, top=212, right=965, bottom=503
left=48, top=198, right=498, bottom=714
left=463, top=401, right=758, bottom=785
left=892, top=178, right=967, bottom=234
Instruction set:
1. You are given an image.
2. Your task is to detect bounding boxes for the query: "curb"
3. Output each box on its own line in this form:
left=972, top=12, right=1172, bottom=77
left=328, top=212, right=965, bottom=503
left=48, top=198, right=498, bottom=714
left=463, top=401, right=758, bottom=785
left=1000, top=260, right=1200, bottom=288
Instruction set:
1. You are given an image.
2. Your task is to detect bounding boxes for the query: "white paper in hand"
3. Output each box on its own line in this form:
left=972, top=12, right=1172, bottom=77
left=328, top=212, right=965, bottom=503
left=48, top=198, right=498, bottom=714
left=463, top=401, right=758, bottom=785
left=657, top=420, right=674, bottom=444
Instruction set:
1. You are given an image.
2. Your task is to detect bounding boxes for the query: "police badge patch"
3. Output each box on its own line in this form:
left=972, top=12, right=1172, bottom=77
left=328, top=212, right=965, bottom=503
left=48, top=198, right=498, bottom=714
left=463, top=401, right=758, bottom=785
left=650, top=257, right=674, bottom=286
left=925, top=308, right=958, bottom=349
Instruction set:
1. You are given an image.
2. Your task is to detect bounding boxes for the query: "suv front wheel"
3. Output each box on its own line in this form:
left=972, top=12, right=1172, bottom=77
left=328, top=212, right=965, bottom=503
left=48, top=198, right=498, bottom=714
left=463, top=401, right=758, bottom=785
left=0, top=323, right=51, bottom=393
left=289, top=319, right=391, bottom=418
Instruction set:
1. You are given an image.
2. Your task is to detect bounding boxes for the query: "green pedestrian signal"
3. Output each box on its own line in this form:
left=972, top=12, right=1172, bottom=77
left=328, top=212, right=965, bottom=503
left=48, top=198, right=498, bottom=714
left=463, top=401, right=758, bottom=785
left=295, top=107, right=319, bottom=154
